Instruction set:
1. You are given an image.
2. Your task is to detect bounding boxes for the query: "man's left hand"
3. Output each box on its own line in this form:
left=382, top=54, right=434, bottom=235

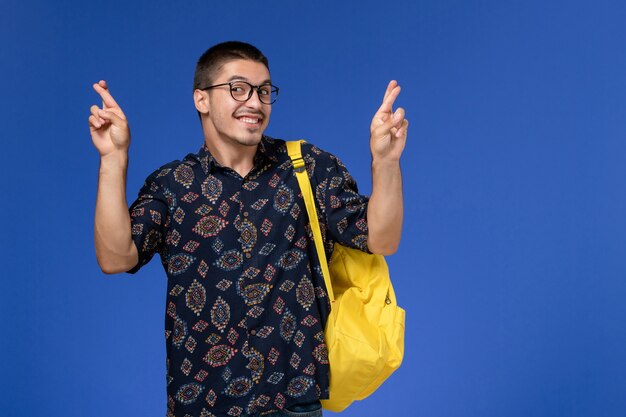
left=370, top=80, right=408, bottom=162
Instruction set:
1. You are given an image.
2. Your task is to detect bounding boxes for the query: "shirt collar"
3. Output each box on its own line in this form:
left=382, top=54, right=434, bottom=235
left=193, top=135, right=278, bottom=175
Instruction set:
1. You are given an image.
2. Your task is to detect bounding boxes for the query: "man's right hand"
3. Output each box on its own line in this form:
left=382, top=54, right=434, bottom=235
left=89, top=80, right=130, bottom=157
left=90, top=80, right=138, bottom=274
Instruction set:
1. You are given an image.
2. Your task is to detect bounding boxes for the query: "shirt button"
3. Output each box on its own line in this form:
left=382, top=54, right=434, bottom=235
left=246, top=253, right=251, bottom=259
left=243, top=212, right=249, bottom=217
left=250, top=329, right=257, bottom=336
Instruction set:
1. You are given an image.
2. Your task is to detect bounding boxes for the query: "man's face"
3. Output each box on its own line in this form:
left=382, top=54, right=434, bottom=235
left=202, top=59, right=272, bottom=148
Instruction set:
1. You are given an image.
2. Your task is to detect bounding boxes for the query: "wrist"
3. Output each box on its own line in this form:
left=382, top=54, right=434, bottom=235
left=371, top=157, right=401, bottom=171
left=100, top=150, right=129, bottom=172
left=371, top=158, right=402, bottom=191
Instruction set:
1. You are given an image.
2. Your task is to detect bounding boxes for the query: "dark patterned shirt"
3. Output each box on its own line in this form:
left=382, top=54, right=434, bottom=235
left=128, top=136, right=369, bottom=417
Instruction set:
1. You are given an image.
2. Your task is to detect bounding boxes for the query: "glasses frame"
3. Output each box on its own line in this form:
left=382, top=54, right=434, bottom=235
left=200, top=81, right=279, bottom=105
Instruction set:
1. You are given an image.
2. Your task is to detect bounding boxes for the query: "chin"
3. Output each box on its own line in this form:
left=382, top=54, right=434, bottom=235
left=235, top=133, right=263, bottom=147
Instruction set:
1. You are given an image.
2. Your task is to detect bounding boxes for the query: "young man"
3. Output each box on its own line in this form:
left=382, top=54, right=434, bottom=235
left=89, top=41, right=407, bottom=417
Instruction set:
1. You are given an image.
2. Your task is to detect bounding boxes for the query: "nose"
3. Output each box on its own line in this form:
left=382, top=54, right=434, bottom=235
left=245, top=88, right=266, bottom=109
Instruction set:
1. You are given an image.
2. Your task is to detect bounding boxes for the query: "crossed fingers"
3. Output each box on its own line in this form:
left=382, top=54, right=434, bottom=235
left=89, top=80, right=127, bottom=130
left=373, top=80, right=408, bottom=139
left=377, top=80, right=401, bottom=118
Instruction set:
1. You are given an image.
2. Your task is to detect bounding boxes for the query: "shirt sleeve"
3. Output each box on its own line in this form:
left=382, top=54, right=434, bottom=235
left=309, top=147, right=370, bottom=253
left=127, top=170, right=171, bottom=274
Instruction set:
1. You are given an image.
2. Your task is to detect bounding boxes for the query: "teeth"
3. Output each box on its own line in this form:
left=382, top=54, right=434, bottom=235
left=239, top=117, right=259, bottom=124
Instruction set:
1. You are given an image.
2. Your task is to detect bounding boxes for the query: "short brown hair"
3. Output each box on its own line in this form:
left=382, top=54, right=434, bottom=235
left=193, top=41, right=270, bottom=91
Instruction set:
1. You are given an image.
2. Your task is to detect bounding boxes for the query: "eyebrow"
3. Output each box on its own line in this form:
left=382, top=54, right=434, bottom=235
left=227, top=75, right=272, bottom=84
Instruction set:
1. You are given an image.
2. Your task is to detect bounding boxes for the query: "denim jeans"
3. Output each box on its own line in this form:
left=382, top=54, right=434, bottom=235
left=245, top=400, right=322, bottom=417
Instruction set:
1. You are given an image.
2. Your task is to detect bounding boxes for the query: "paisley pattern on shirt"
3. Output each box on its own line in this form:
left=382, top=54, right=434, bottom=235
left=129, top=137, right=369, bottom=417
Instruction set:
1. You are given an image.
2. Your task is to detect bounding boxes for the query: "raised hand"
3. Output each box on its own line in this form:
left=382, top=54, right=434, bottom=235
left=89, top=80, right=130, bottom=157
left=370, top=80, right=408, bottom=162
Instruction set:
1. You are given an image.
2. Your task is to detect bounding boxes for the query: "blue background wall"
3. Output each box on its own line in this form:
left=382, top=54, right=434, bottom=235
left=1, top=1, right=625, bottom=416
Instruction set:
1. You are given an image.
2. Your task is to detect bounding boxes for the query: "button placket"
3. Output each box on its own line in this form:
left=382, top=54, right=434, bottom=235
left=240, top=180, right=264, bottom=340
left=239, top=182, right=258, bottom=267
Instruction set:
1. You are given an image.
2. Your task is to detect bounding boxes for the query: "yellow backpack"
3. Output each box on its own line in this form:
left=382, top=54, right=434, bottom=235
left=287, top=140, right=406, bottom=412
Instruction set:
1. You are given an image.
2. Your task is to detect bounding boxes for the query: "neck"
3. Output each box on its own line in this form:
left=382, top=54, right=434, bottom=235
left=203, top=138, right=259, bottom=178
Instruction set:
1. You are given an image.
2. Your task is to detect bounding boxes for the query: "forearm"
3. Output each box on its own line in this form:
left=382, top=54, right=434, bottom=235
left=94, top=152, right=138, bottom=273
left=367, top=159, right=403, bottom=255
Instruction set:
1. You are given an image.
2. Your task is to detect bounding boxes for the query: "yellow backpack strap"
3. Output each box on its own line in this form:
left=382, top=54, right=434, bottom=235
left=286, top=140, right=335, bottom=302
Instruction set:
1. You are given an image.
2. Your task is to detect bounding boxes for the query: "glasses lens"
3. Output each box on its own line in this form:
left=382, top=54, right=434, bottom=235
left=258, top=85, right=278, bottom=104
left=230, top=82, right=252, bottom=102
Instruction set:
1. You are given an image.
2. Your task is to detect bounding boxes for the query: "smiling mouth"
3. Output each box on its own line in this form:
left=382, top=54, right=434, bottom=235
left=238, top=116, right=261, bottom=125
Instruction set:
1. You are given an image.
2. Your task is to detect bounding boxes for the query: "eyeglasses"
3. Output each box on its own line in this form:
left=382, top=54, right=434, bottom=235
left=200, top=81, right=279, bottom=104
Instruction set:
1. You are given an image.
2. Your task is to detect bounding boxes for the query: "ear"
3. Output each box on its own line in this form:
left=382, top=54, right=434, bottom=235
left=194, top=89, right=210, bottom=115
